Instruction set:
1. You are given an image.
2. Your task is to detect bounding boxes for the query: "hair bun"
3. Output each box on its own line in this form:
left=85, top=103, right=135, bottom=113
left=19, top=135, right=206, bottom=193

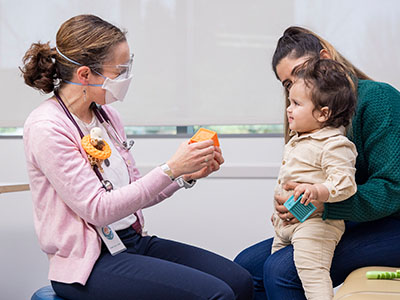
left=20, top=42, right=57, bottom=94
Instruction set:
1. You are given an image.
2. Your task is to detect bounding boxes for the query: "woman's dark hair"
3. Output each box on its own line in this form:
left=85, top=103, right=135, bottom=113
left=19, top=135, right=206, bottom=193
left=292, top=58, right=357, bottom=128
left=272, top=27, right=323, bottom=79
left=272, top=26, right=370, bottom=81
left=20, top=14, right=127, bottom=94
left=272, top=26, right=371, bottom=141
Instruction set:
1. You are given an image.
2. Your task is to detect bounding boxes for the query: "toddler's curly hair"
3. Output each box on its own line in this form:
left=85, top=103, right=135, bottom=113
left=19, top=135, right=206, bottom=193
left=292, top=58, right=357, bottom=128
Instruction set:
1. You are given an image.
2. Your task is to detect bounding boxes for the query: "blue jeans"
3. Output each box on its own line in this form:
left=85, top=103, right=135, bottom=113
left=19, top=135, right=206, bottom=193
left=52, top=227, right=253, bottom=300
left=234, top=216, right=400, bottom=300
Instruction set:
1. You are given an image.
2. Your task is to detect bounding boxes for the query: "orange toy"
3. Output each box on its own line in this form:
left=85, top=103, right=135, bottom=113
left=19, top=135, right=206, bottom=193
left=81, top=134, right=111, bottom=173
left=189, top=128, right=220, bottom=147
left=81, top=135, right=112, bottom=160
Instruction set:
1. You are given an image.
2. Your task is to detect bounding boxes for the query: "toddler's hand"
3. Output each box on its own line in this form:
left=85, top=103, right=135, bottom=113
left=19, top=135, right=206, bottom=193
left=293, top=184, right=318, bottom=206
left=293, top=183, right=329, bottom=205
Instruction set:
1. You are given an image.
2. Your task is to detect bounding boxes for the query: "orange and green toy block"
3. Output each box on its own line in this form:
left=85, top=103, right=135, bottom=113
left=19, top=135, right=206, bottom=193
left=189, top=128, right=220, bottom=147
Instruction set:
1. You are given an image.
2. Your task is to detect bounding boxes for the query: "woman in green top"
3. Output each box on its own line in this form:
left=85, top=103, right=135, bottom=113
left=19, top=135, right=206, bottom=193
left=234, top=26, right=400, bottom=300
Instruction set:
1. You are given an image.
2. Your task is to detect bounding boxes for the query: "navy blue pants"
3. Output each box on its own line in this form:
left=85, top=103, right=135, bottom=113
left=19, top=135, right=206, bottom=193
left=234, top=217, right=400, bottom=300
left=52, top=227, right=253, bottom=300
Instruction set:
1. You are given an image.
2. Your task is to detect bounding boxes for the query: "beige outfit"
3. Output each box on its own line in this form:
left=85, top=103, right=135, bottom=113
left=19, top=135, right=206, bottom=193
left=272, top=126, right=357, bottom=300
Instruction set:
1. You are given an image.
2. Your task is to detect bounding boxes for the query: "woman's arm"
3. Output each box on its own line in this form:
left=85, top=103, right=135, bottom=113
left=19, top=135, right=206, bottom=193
left=324, top=81, right=400, bottom=221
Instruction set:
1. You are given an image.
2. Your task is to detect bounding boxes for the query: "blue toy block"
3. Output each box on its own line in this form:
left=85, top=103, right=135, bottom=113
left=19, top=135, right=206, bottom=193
left=284, top=194, right=316, bottom=223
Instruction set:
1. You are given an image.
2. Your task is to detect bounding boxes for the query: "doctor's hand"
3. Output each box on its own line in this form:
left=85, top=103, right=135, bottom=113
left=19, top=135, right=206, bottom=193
left=167, top=140, right=217, bottom=179
left=183, top=146, right=224, bottom=181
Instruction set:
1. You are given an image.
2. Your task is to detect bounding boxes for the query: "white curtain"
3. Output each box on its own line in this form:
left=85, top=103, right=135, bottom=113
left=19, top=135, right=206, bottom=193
left=1, top=0, right=399, bottom=127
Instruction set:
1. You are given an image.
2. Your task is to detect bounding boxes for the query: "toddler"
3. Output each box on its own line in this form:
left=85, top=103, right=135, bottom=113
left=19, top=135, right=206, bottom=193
left=272, top=58, right=358, bottom=300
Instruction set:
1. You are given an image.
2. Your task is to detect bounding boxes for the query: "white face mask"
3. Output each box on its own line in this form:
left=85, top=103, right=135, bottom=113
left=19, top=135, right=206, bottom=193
left=55, top=46, right=133, bottom=104
left=101, top=73, right=133, bottom=104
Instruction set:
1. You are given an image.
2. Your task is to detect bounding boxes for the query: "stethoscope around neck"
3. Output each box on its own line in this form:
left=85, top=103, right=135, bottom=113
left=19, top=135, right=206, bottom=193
left=54, top=90, right=134, bottom=191
left=89, top=101, right=135, bottom=151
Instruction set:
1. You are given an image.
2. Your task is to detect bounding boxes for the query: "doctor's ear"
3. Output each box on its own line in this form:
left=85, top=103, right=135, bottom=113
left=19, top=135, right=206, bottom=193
left=76, top=66, right=91, bottom=85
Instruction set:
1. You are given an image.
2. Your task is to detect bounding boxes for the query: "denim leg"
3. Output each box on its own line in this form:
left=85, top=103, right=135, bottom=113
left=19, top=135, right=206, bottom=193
left=234, top=239, right=273, bottom=300
left=235, top=216, right=400, bottom=300
left=234, top=239, right=306, bottom=300
left=142, top=235, right=254, bottom=300
left=52, top=252, right=236, bottom=300
left=264, top=244, right=305, bottom=300
left=52, top=228, right=253, bottom=300
left=331, top=216, right=400, bottom=286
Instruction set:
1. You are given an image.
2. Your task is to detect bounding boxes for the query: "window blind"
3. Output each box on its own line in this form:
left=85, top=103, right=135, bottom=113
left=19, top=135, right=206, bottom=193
left=2, top=0, right=399, bottom=127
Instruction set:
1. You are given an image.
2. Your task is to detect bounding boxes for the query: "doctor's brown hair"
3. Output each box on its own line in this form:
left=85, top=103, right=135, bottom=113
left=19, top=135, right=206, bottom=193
left=21, top=14, right=126, bottom=94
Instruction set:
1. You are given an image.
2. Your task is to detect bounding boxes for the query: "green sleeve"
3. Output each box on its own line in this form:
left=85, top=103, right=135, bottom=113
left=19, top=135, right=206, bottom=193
left=323, top=82, right=400, bottom=221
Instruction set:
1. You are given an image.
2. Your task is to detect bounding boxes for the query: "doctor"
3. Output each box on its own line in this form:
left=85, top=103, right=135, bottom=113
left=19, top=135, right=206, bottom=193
left=21, top=14, right=253, bottom=300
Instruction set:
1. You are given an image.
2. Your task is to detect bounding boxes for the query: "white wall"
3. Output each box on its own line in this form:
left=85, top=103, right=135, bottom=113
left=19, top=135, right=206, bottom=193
left=0, top=136, right=283, bottom=300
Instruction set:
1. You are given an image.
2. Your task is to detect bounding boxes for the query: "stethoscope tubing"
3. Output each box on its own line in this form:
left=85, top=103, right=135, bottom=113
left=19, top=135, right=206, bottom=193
left=54, top=91, right=130, bottom=191
left=90, top=102, right=134, bottom=150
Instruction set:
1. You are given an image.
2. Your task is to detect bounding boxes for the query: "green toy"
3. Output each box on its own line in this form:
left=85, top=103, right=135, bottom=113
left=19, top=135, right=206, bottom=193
left=366, top=270, right=400, bottom=279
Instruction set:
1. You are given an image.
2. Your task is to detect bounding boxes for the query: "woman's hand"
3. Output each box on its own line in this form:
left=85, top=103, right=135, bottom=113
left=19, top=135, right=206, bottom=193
left=167, top=140, right=218, bottom=179
left=274, top=192, right=297, bottom=225
left=183, top=146, right=224, bottom=181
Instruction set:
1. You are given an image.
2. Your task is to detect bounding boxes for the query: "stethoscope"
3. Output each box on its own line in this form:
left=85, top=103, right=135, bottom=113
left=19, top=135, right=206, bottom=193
left=54, top=90, right=134, bottom=191
left=90, top=102, right=135, bottom=151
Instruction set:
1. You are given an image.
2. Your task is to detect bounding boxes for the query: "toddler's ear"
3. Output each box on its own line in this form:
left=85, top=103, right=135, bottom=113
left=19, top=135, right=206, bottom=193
left=316, top=106, right=331, bottom=123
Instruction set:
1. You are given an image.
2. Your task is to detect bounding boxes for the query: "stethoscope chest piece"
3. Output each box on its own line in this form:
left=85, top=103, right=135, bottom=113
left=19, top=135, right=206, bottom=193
left=102, top=180, right=113, bottom=192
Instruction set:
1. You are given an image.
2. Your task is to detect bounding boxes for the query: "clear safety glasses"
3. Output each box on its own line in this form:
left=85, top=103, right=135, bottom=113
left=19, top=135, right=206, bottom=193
left=92, top=53, right=134, bottom=79
left=56, top=46, right=134, bottom=79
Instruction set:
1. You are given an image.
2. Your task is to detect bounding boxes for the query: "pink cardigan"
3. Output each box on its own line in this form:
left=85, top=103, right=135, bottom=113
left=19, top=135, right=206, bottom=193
left=23, top=99, right=181, bottom=284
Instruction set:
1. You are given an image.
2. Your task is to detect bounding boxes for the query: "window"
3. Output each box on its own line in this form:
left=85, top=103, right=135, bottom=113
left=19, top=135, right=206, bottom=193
left=0, top=124, right=283, bottom=137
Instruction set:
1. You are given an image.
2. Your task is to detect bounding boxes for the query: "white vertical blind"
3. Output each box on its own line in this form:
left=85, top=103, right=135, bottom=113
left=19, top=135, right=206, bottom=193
left=1, top=0, right=399, bottom=127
